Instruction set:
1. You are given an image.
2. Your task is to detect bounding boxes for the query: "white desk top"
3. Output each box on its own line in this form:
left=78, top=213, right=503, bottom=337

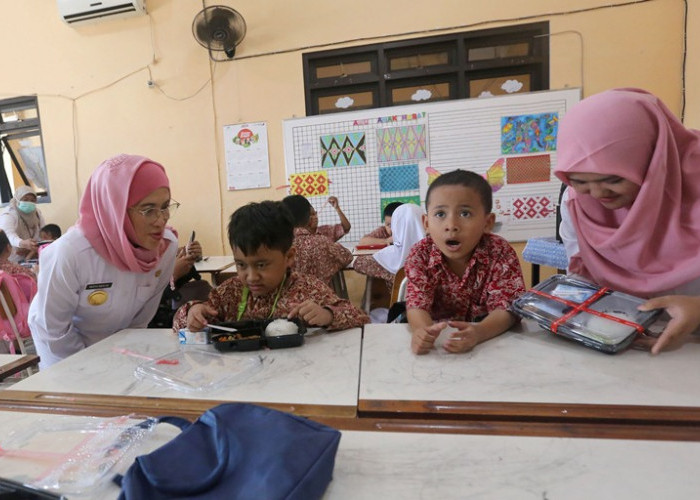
left=0, top=354, right=23, bottom=366
left=2, top=410, right=698, bottom=500
left=194, top=255, right=235, bottom=273
left=325, top=429, right=700, bottom=499
left=9, top=328, right=362, bottom=408
left=360, top=321, right=700, bottom=407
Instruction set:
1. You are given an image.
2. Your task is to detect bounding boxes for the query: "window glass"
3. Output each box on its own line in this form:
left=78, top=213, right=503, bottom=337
left=316, top=90, right=376, bottom=114
left=468, top=42, right=529, bottom=61
left=469, top=74, right=531, bottom=98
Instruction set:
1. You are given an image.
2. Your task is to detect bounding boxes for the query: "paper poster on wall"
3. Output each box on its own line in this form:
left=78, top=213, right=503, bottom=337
left=223, top=122, right=271, bottom=190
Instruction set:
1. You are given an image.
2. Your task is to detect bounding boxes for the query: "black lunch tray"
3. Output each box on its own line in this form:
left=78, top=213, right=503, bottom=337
left=207, top=318, right=306, bottom=352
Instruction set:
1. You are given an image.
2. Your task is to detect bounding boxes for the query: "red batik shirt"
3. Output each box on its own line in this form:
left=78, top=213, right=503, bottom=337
left=316, top=223, right=347, bottom=242
left=173, top=271, right=368, bottom=331
left=404, top=234, right=525, bottom=321
left=292, top=227, right=353, bottom=285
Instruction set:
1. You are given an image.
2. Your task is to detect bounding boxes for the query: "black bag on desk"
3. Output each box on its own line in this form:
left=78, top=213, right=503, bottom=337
left=115, top=403, right=342, bottom=500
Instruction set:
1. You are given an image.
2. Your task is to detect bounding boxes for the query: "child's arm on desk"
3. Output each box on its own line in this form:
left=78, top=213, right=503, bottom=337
left=442, top=309, right=517, bottom=353
left=408, top=308, right=445, bottom=355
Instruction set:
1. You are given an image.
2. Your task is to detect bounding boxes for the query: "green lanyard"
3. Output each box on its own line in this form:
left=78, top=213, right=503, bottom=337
left=236, top=273, right=287, bottom=321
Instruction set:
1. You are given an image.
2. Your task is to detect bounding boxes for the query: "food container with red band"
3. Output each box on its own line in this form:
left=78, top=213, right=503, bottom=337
left=511, top=274, right=662, bottom=354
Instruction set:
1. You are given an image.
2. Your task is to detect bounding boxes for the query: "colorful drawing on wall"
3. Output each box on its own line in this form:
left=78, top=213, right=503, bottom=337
left=320, top=132, right=366, bottom=167
left=289, top=171, right=330, bottom=197
left=510, top=195, right=555, bottom=220
left=426, top=166, right=441, bottom=186
left=379, top=164, right=419, bottom=192
left=500, top=112, right=558, bottom=154
left=380, top=195, right=421, bottom=219
left=506, top=154, right=551, bottom=184
left=377, top=125, right=427, bottom=162
left=485, top=158, right=505, bottom=192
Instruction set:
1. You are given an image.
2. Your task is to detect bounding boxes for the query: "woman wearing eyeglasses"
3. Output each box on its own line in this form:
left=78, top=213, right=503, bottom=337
left=28, top=154, right=179, bottom=367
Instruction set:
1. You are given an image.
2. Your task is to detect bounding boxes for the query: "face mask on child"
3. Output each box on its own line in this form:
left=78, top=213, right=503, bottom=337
left=17, top=201, right=36, bottom=214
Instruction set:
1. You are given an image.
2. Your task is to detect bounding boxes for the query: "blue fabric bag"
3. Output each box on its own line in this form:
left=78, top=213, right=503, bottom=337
left=114, top=403, right=341, bottom=500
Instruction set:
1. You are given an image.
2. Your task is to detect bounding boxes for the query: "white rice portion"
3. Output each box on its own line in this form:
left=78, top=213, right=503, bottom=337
left=265, top=318, right=299, bottom=336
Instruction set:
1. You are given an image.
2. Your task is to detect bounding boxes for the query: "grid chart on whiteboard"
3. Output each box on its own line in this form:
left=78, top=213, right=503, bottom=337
left=288, top=115, right=427, bottom=246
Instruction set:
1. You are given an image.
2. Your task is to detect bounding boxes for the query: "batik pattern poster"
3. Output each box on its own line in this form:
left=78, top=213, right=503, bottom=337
left=320, top=132, right=366, bottom=167
left=289, top=171, right=329, bottom=197
left=377, top=125, right=427, bottom=162
left=500, top=113, right=558, bottom=154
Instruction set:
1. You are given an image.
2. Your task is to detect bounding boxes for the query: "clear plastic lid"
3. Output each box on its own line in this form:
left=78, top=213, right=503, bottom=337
left=512, top=275, right=661, bottom=351
left=134, top=349, right=262, bottom=393
left=0, top=415, right=157, bottom=495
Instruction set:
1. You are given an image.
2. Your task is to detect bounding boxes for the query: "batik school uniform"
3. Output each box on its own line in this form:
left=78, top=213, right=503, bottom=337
left=316, top=223, right=347, bottom=242
left=354, top=203, right=425, bottom=291
left=362, top=225, right=390, bottom=241
left=404, top=234, right=525, bottom=321
left=173, top=271, right=369, bottom=331
left=292, top=227, right=353, bottom=285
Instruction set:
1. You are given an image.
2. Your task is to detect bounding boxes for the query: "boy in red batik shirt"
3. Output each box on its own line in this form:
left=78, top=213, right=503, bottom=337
left=174, top=201, right=368, bottom=332
left=282, top=195, right=353, bottom=286
left=405, top=169, right=525, bottom=355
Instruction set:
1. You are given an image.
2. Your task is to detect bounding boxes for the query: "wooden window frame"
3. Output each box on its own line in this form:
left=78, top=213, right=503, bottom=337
left=303, top=22, right=549, bottom=115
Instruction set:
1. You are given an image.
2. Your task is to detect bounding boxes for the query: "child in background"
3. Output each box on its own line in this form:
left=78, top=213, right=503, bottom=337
left=0, top=230, right=36, bottom=280
left=405, top=169, right=525, bottom=355
left=354, top=203, right=424, bottom=291
left=358, top=201, right=403, bottom=247
left=174, top=201, right=368, bottom=332
left=315, top=196, right=351, bottom=242
left=282, top=195, right=353, bottom=286
left=39, top=223, right=62, bottom=242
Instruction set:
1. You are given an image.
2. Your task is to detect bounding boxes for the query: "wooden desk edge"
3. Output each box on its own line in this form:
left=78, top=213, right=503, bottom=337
left=0, top=391, right=355, bottom=420
left=0, top=355, right=39, bottom=380
left=358, top=399, right=700, bottom=425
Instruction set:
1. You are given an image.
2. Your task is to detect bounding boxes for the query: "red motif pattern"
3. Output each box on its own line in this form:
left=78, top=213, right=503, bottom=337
left=173, top=271, right=368, bottom=331
left=292, top=227, right=353, bottom=285
left=353, top=255, right=394, bottom=289
left=404, top=234, right=526, bottom=321
left=315, top=223, right=347, bottom=242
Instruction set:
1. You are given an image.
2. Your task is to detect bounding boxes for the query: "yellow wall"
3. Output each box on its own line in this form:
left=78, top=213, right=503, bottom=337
left=0, top=0, right=692, bottom=258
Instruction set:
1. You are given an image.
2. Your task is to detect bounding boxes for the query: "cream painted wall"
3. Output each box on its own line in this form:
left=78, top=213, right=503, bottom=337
left=0, top=0, right=693, bottom=257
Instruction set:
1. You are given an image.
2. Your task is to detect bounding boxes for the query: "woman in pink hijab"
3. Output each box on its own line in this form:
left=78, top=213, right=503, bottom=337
left=28, top=154, right=179, bottom=367
left=555, top=88, right=700, bottom=354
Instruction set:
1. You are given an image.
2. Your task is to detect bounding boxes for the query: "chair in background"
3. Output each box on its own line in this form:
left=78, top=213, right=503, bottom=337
left=522, top=183, right=569, bottom=287
left=0, top=280, right=37, bottom=376
left=389, top=267, right=407, bottom=306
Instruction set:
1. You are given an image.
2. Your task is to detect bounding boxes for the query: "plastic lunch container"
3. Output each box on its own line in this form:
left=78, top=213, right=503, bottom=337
left=207, top=318, right=307, bottom=352
left=511, top=274, right=662, bottom=354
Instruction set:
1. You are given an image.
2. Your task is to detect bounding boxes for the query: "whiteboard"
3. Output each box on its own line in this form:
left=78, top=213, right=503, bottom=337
left=283, top=88, right=581, bottom=244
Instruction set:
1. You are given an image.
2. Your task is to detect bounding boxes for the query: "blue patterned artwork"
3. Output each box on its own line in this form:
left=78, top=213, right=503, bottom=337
left=501, top=112, right=558, bottom=154
left=377, top=125, right=427, bottom=162
left=379, top=164, right=419, bottom=192
left=320, top=132, right=366, bottom=167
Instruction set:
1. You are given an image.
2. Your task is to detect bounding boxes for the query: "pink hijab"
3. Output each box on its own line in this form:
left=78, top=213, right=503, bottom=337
left=77, top=154, right=172, bottom=272
left=554, top=88, right=700, bottom=296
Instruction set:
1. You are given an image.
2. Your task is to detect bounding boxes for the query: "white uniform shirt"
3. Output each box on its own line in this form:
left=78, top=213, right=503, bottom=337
left=28, top=226, right=177, bottom=367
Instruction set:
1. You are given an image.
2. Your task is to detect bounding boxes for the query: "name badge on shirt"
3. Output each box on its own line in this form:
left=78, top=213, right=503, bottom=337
left=86, top=282, right=113, bottom=290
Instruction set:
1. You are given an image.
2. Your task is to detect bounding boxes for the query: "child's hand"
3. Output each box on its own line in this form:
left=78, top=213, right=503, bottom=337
left=186, top=303, right=218, bottom=331
left=186, top=241, right=203, bottom=260
left=287, top=300, right=333, bottom=327
left=442, top=320, right=482, bottom=353
left=411, top=321, right=446, bottom=355
left=328, top=196, right=340, bottom=209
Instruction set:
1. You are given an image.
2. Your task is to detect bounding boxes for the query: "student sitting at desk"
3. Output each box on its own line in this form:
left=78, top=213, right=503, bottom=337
left=28, top=154, right=178, bottom=368
left=354, top=203, right=424, bottom=291
left=405, top=170, right=525, bottom=355
left=0, top=230, right=36, bottom=281
left=316, top=196, right=351, bottom=241
left=358, top=201, right=403, bottom=247
left=175, top=201, right=368, bottom=331
left=282, top=195, right=353, bottom=286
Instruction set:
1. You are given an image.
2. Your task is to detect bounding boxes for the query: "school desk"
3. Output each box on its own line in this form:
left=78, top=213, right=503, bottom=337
left=326, top=429, right=700, bottom=499
left=1, top=327, right=362, bottom=419
left=359, top=322, right=700, bottom=426
left=0, top=353, right=39, bottom=381
left=1, top=410, right=699, bottom=500
left=194, top=255, right=236, bottom=284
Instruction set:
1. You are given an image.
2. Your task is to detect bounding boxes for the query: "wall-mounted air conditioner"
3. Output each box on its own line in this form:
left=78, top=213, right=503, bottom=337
left=57, top=0, right=147, bottom=25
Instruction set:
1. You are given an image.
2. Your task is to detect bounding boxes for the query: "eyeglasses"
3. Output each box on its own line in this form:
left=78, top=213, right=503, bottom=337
left=130, top=201, right=180, bottom=222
